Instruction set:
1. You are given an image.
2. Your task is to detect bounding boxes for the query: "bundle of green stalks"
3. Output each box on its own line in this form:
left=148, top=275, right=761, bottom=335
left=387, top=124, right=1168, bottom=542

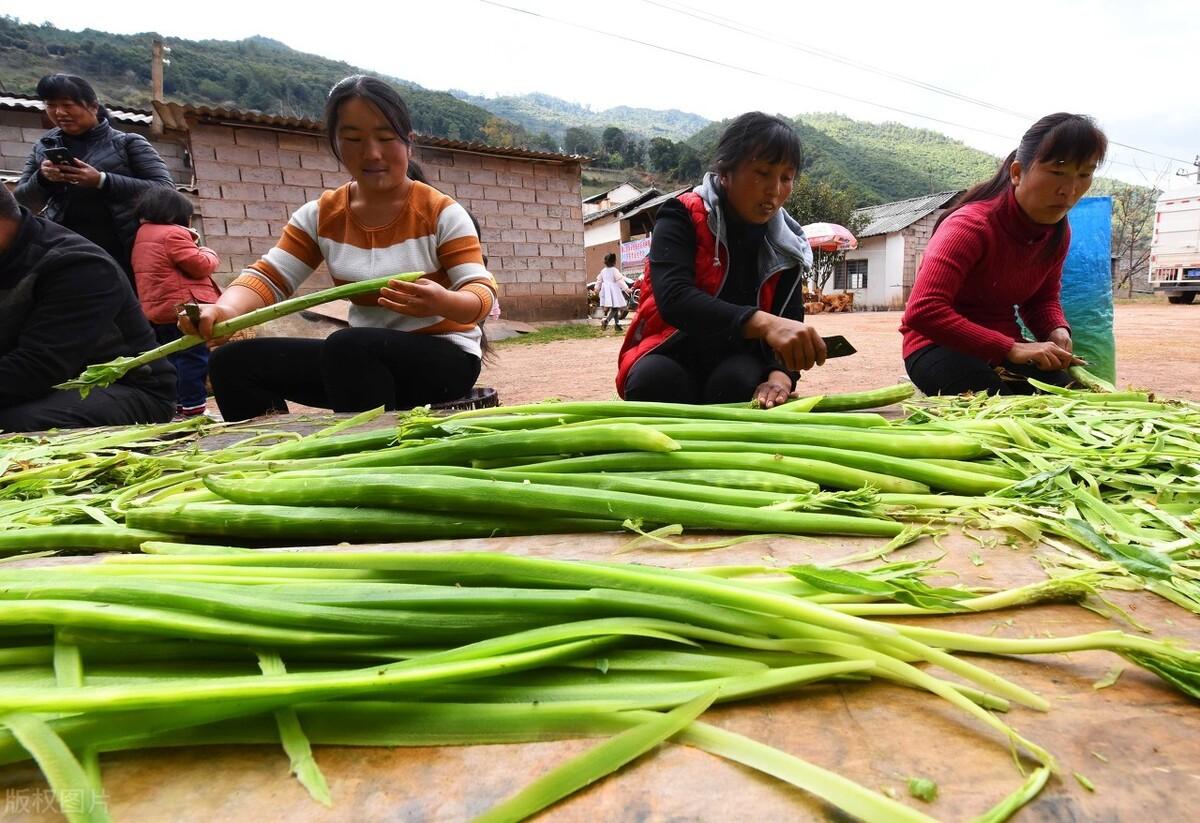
left=4, top=380, right=1199, bottom=613
left=3, top=549, right=1198, bottom=822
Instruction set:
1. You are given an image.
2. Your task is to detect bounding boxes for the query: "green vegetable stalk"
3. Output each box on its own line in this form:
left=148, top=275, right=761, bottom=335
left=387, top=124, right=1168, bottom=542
left=57, top=272, right=424, bottom=396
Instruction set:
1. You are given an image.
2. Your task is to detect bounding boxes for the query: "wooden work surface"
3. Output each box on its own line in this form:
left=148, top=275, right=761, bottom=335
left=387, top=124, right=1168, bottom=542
left=3, top=528, right=1199, bottom=823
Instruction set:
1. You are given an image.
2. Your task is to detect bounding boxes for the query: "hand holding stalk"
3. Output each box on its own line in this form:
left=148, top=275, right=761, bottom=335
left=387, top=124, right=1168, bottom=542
left=56, top=272, right=424, bottom=397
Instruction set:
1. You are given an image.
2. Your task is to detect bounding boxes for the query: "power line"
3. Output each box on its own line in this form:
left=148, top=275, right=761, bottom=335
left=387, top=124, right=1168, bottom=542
left=477, top=0, right=1191, bottom=172
left=644, top=0, right=1193, bottom=168
left=478, top=0, right=1018, bottom=141
left=644, top=0, right=1031, bottom=121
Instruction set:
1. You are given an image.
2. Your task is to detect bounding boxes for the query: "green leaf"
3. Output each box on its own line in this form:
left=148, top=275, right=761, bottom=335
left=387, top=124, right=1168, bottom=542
left=472, top=690, right=717, bottom=823
left=2, top=713, right=112, bottom=823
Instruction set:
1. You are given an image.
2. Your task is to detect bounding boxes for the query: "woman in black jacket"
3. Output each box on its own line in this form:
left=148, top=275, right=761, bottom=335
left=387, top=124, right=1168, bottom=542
left=15, top=74, right=175, bottom=285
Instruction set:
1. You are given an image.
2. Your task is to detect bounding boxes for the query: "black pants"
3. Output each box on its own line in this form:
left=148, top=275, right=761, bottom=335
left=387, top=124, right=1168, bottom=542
left=905, top=344, right=1071, bottom=396
left=0, top=383, right=174, bottom=432
left=601, top=307, right=624, bottom=329
left=625, top=349, right=767, bottom=404
left=208, top=328, right=482, bottom=422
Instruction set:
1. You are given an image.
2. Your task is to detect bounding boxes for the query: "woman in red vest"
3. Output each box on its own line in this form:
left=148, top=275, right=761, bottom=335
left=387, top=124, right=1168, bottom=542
left=900, top=113, right=1107, bottom=396
left=616, top=112, right=826, bottom=407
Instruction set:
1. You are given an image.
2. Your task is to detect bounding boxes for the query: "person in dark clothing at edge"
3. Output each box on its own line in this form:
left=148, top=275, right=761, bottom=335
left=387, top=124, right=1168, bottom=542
left=616, top=112, right=826, bottom=408
left=14, top=74, right=175, bottom=285
left=900, top=113, right=1107, bottom=396
left=0, top=184, right=175, bottom=432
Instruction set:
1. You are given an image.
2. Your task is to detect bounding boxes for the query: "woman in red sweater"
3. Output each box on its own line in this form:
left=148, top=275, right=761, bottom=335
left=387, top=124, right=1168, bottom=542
left=900, top=113, right=1107, bottom=395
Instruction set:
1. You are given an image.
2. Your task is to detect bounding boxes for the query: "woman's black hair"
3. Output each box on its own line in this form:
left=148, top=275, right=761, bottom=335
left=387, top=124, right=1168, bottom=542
left=35, top=74, right=109, bottom=121
left=711, top=112, right=802, bottom=175
left=324, top=75, right=428, bottom=184
left=135, top=187, right=195, bottom=227
left=603, top=252, right=617, bottom=267
left=934, top=112, right=1108, bottom=244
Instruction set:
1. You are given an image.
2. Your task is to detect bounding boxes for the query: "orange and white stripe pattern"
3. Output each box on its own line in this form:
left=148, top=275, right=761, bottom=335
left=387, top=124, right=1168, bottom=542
left=230, top=181, right=496, bottom=357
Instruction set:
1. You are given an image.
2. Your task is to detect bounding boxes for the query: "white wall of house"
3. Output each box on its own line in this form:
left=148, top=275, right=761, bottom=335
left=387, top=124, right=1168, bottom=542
left=841, top=236, right=886, bottom=308
left=582, top=183, right=643, bottom=216
left=884, top=233, right=907, bottom=309
left=584, top=217, right=621, bottom=249
left=837, top=233, right=909, bottom=309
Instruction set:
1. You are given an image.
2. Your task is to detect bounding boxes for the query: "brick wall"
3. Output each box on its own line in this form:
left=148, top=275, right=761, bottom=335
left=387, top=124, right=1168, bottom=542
left=900, top=210, right=947, bottom=302
left=0, top=110, right=189, bottom=185
left=188, top=121, right=586, bottom=321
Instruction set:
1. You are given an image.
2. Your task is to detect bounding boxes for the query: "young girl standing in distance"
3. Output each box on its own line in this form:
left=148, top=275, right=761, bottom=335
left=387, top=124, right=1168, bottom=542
left=616, top=112, right=825, bottom=408
left=597, top=252, right=631, bottom=331
left=900, top=113, right=1107, bottom=396
left=179, top=75, right=496, bottom=422
left=130, top=187, right=220, bottom=418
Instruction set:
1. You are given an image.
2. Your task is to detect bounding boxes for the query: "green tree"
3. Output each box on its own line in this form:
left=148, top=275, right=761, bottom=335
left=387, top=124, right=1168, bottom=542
left=527, top=131, right=559, bottom=152
left=601, top=126, right=628, bottom=160
left=672, top=144, right=703, bottom=182
left=564, top=126, right=599, bottom=156
left=783, top=174, right=869, bottom=291
left=647, top=137, right=679, bottom=174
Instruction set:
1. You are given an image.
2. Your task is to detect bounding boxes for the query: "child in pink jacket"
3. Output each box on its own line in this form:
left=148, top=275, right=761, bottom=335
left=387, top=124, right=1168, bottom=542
left=131, top=188, right=221, bottom=418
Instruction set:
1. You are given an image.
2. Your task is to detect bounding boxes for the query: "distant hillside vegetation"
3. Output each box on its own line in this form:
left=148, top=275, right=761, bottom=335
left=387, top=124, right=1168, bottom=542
left=0, top=16, right=514, bottom=144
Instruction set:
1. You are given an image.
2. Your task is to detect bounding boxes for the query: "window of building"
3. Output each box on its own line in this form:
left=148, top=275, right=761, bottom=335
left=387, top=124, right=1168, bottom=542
left=834, top=259, right=868, bottom=290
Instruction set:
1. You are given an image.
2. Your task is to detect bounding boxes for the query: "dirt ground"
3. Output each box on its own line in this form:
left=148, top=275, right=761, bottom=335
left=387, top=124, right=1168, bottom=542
left=479, top=302, right=1200, bottom=405
left=205, top=302, right=1197, bottom=416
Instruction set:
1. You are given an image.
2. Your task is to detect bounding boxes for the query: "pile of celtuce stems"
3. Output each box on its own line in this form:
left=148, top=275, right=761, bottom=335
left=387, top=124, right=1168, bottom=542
left=893, top=380, right=1200, bottom=613
left=2, top=548, right=1199, bottom=823
left=3, top=378, right=1200, bottom=819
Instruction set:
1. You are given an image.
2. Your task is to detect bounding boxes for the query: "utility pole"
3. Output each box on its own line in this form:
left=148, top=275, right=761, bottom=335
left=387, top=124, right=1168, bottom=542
left=150, top=38, right=171, bottom=136
left=1178, top=155, right=1200, bottom=185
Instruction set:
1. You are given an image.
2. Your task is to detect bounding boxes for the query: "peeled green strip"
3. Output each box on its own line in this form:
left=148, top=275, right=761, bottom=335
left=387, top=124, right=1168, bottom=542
left=472, top=690, right=718, bottom=823
left=517, top=450, right=927, bottom=494
left=2, top=713, right=112, bottom=823
left=0, top=578, right=566, bottom=638
left=425, top=660, right=871, bottom=708
left=444, top=399, right=888, bottom=427
left=0, top=600, right=394, bottom=648
left=671, top=440, right=1009, bottom=495
left=807, top=382, right=917, bottom=412
left=126, top=502, right=619, bottom=542
left=485, top=470, right=795, bottom=508
left=678, top=720, right=938, bottom=823
left=331, top=423, right=680, bottom=469
left=0, top=526, right=179, bottom=555
left=204, top=473, right=904, bottom=537
left=653, top=421, right=986, bottom=459
left=257, top=651, right=332, bottom=807
left=0, top=630, right=663, bottom=714
left=274, top=464, right=797, bottom=507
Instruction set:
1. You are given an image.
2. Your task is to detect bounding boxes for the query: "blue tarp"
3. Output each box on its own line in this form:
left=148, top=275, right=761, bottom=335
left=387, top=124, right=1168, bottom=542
left=1060, top=196, right=1115, bottom=382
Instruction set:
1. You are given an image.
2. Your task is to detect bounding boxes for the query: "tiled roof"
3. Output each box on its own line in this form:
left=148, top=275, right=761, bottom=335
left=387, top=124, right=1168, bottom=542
left=0, top=93, right=153, bottom=125
left=152, top=101, right=588, bottom=163
left=854, top=190, right=962, bottom=238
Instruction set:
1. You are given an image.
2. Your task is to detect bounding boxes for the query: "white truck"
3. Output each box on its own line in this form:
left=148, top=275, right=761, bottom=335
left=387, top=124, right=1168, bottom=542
left=1149, top=183, right=1200, bottom=304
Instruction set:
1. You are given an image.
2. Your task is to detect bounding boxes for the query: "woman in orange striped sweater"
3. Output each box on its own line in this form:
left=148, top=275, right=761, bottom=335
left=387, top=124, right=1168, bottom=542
left=179, top=76, right=497, bottom=421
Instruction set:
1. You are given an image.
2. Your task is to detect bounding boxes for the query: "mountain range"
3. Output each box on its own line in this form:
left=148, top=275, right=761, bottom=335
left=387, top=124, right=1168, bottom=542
left=0, top=16, right=1011, bottom=205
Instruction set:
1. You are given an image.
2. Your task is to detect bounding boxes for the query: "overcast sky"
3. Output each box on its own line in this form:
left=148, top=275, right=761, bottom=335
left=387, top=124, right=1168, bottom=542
left=17, top=0, right=1199, bottom=189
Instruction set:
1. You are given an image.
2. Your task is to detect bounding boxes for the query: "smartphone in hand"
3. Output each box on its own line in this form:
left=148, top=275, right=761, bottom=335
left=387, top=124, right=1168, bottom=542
left=43, top=146, right=75, bottom=166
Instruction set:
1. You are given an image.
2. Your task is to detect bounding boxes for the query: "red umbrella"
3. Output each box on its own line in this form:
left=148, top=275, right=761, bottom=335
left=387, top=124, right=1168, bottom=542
left=801, top=222, right=858, bottom=252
